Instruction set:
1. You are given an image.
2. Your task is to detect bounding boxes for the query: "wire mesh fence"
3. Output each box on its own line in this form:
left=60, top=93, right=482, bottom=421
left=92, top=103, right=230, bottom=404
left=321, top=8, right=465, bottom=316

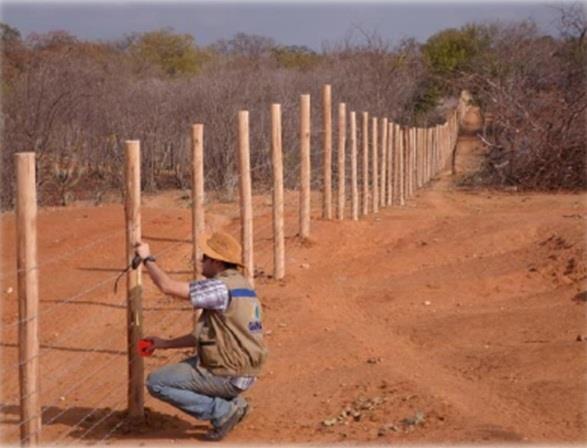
left=0, top=86, right=468, bottom=445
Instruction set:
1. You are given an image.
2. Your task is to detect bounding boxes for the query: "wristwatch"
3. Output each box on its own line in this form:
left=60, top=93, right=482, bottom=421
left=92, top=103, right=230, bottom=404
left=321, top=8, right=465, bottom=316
left=143, top=255, right=157, bottom=265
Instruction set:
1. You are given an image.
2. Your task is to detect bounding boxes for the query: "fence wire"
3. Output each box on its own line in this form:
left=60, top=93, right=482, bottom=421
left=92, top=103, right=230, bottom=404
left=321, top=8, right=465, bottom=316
left=4, top=107, right=462, bottom=445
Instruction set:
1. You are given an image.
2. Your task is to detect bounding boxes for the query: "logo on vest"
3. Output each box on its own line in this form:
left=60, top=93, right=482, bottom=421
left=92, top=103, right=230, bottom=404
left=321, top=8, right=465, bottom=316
left=248, top=321, right=263, bottom=333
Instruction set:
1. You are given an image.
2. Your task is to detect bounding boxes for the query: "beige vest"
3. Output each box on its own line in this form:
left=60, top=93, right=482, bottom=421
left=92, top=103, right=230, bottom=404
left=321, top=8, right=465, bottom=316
left=193, top=269, right=268, bottom=376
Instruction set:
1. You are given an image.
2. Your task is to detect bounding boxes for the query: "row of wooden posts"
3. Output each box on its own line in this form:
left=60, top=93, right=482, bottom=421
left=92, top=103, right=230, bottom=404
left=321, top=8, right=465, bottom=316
left=13, top=85, right=466, bottom=445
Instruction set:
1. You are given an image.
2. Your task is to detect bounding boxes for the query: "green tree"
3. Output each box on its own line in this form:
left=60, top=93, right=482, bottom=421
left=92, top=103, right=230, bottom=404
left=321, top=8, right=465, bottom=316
left=1, top=22, right=21, bottom=44
left=129, top=28, right=205, bottom=76
left=1, top=23, right=25, bottom=92
left=422, top=25, right=491, bottom=76
left=271, top=45, right=320, bottom=71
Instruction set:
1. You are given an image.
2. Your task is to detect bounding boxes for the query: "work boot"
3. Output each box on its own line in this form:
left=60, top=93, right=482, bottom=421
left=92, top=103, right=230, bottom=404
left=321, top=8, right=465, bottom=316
left=205, top=396, right=249, bottom=441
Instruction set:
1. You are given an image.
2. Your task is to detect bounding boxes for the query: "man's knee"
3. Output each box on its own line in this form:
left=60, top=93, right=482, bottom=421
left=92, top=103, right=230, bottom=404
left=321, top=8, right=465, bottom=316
left=146, top=369, right=166, bottom=397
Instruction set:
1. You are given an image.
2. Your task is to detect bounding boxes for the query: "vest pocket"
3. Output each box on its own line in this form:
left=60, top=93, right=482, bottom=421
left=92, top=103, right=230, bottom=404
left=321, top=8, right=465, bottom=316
left=199, top=342, right=222, bottom=369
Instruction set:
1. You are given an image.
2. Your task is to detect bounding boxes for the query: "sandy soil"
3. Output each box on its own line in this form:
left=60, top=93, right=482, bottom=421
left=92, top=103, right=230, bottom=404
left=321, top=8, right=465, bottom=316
left=1, top=123, right=586, bottom=445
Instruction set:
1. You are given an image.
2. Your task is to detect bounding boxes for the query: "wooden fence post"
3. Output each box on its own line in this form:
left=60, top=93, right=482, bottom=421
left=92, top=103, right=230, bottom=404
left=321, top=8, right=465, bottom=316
left=322, top=84, right=332, bottom=220
left=299, top=94, right=311, bottom=239
left=404, top=129, right=411, bottom=198
left=192, top=124, right=205, bottom=280
left=362, top=112, right=369, bottom=216
left=387, top=122, right=394, bottom=206
left=435, top=125, right=439, bottom=174
left=271, top=104, right=285, bottom=280
left=191, top=125, right=205, bottom=331
left=412, top=128, right=422, bottom=193
left=380, top=117, right=388, bottom=208
left=350, top=111, right=359, bottom=221
left=422, top=128, right=427, bottom=186
left=15, top=152, right=41, bottom=446
left=426, top=128, right=434, bottom=182
left=337, top=102, right=346, bottom=220
left=400, top=127, right=407, bottom=205
left=418, top=128, right=424, bottom=188
left=372, top=117, right=379, bottom=214
left=392, top=123, right=399, bottom=205
left=423, top=127, right=428, bottom=184
left=413, top=128, right=418, bottom=190
left=238, top=111, right=254, bottom=285
left=124, top=140, right=144, bottom=419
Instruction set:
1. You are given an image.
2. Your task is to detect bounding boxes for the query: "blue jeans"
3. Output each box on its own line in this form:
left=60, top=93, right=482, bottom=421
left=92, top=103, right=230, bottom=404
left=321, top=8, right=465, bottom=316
left=146, top=356, right=242, bottom=428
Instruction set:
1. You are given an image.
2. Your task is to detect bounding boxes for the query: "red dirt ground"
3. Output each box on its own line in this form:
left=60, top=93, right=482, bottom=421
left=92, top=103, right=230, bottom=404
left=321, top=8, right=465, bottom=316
left=1, top=124, right=586, bottom=445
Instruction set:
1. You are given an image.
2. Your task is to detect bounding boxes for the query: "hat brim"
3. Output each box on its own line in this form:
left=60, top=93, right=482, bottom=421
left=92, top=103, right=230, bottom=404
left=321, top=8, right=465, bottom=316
left=198, top=233, right=244, bottom=267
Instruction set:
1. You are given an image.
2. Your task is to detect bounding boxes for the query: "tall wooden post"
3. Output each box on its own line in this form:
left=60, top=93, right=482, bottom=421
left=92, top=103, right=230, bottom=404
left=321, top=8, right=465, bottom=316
left=322, top=84, right=332, bottom=220
left=426, top=127, right=434, bottom=183
left=299, top=94, right=311, bottom=239
left=404, top=129, right=411, bottom=199
left=399, top=127, right=406, bottom=205
left=434, top=126, right=439, bottom=175
left=392, top=123, right=400, bottom=205
left=124, top=140, right=144, bottom=419
left=387, top=122, right=394, bottom=206
left=372, top=117, right=379, bottom=214
left=380, top=118, right=388, bottom=208
left=15, top=153, right=41, bottom=446
left=350, top=111, right=359, bottom=221
left=410, top=128, right=422, bottom=189
left=362, top=112, right=369, bottom=216
left=271, top=104, right=285, bottom=280
left=416, top=128, right=422, bottom=188
left=337, top=102, right=346, bottom=220
left=424, top=127, right=429, bottom=185
left=413, top=128, right=419, bottom=189
left=192, top=124, right=205, bottom=279
left=191, top=125, right=205, bottom=331
left=238, top=111, right=254, bottom=285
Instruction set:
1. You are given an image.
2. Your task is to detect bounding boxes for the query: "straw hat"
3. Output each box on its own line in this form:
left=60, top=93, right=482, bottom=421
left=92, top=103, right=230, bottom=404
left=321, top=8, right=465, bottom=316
left=198, top=231, right=243, bottom=266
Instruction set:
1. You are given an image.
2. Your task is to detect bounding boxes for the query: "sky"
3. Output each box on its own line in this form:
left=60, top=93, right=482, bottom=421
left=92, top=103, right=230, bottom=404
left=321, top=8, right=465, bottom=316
left=0, top=1, right=571, bottom=50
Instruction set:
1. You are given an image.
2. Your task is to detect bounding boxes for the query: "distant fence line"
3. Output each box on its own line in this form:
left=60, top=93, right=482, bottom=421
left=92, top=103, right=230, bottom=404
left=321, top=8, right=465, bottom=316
left=9, top=85, right=468, bottom=445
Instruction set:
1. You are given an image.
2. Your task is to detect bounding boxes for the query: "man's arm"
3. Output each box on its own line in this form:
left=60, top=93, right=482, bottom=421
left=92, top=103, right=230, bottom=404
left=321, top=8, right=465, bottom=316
left=148, top=334, right=196, bottom=350
left=136, top=242, right=190, bottom=299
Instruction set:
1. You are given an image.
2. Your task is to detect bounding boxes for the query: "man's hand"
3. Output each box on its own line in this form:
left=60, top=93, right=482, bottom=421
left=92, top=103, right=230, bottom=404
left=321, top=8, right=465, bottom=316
left=145, top=336, right=168, bottom=350
left=135, top=242, right=151, bottom=260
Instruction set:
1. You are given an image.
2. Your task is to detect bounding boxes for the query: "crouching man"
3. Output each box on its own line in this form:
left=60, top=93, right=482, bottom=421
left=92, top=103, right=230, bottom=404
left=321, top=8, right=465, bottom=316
left=135, top=231, right=267, bottom=441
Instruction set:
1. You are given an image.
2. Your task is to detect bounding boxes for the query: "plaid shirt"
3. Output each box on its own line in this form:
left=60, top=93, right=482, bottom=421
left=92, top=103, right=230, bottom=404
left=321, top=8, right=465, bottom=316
left=189, top=278, right=256, bottom=391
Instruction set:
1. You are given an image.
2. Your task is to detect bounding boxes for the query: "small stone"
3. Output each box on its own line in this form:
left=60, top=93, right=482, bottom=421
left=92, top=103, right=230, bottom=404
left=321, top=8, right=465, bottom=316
left=423, top=300, right=432, bottom=306
left=301, top=263, right=310, bottom=269
left=5, top=287, right=13, bottom=294
left=372, top=396, right=384, bottom=405
left=401, top=411, right=426, bottom=426
left=322, top=418, right=337, bottom=427
left=378, top=423, right=399, bottom=436
left=59, top=396, right=65, bottom=401
left=367, top=357, right=382, bottom=364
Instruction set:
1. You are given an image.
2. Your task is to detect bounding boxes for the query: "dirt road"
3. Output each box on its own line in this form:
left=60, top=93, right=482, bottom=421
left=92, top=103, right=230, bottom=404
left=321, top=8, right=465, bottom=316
left=1, top=131, right=586, bottom=444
